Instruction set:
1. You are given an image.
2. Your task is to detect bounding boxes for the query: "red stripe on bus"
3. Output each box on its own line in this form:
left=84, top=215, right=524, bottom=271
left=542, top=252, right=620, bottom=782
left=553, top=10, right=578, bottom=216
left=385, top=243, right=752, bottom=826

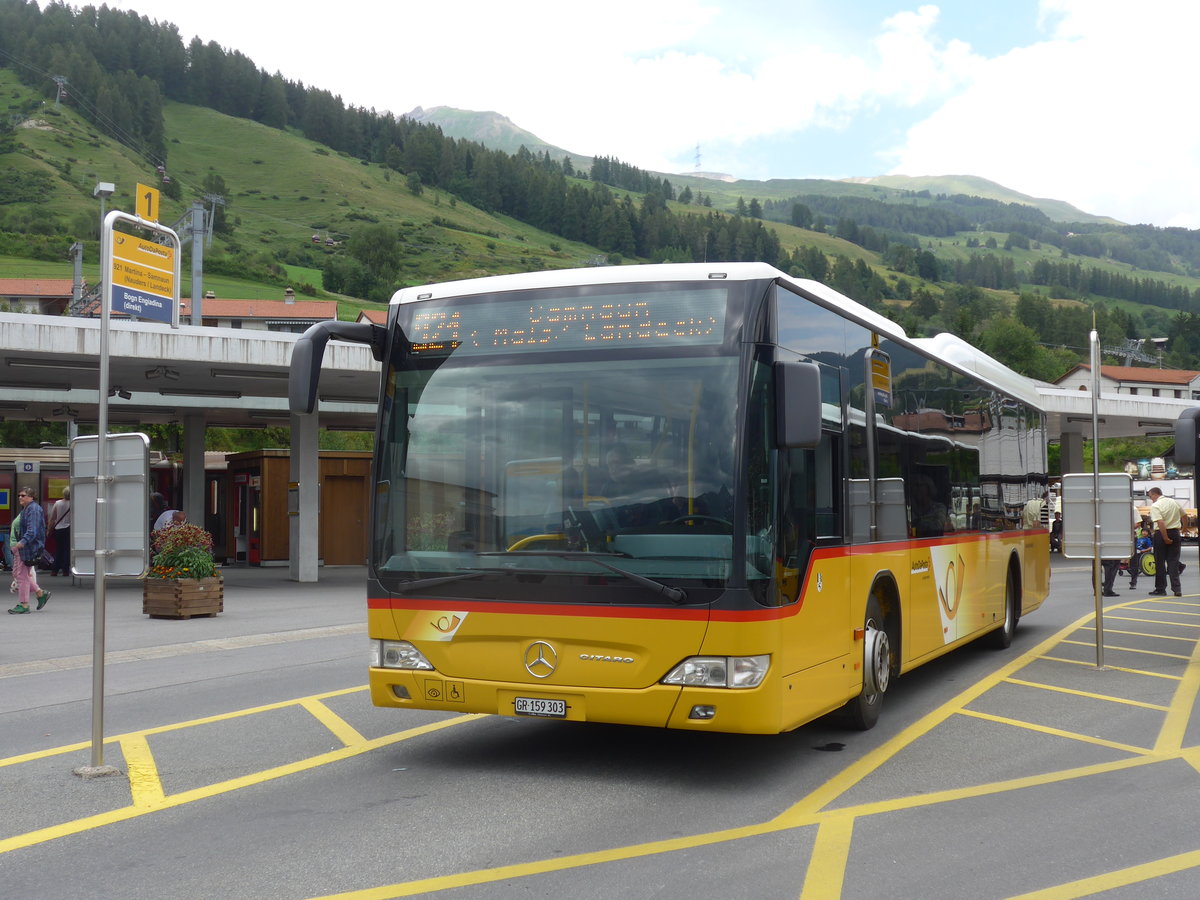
left=368, top=530, right=1025, bottom=622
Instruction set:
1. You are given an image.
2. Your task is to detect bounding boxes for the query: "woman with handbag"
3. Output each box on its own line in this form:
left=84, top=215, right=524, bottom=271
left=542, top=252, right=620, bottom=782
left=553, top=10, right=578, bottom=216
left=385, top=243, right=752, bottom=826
left=9, top=486, right=50, bottom=614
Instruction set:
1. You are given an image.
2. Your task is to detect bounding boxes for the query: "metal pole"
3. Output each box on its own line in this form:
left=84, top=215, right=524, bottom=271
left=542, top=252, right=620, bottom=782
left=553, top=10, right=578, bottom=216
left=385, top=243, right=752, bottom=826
left=89, top=210, right=119, bottom=769
left=1090, top=329, right=1105, bottom=668
left=190, top=201, right=204, bottom=325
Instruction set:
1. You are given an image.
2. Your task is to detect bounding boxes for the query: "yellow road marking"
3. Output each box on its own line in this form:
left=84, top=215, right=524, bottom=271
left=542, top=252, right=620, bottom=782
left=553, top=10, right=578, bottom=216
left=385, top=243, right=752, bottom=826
left=1060, top=638, right=1192, bottom=660
left=1006, top=847, right=1200, bottom=899
left=301, top=698, right=367, bottom=747
left=1003, top=677, right=1169, bottom=711
left=1102, top=615, right=1200, bottom=629
left=1080, top=626, right=1196, bottom=643
left=1040, top=656, right=1184, bottom=680
left=1144, top=600, right=1200, bottom=611
left=780, top=614, right=1096, bottom=820
left=1154, top=623, right=1200, bottom=754
left=120, top=734, right=164, bottom=808
left=307, top=821, right=780, bottom=899
left=0, top=685, right=371, bottom=770
left=798, top=815, right=853, bottom=900
left=956, top=709, right=1152, bottom=755
left=0, top=714, right=481, bottom=856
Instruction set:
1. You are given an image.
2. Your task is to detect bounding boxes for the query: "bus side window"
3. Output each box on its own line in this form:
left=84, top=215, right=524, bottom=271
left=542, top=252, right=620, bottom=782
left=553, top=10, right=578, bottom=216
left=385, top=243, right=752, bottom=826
left=778, top=432, right=840, bottom=604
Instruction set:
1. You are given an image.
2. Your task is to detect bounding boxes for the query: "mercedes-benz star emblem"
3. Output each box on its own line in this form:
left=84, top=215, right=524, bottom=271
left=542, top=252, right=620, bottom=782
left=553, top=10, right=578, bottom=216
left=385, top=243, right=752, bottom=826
left=524, top=641, right=558, bottom=678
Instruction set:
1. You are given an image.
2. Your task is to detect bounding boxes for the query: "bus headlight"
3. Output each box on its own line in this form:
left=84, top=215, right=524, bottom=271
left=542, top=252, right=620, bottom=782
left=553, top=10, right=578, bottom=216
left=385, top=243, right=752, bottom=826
left=370, top=639, right=435, bottom=670
left=662, top=655, right=769, bottom=689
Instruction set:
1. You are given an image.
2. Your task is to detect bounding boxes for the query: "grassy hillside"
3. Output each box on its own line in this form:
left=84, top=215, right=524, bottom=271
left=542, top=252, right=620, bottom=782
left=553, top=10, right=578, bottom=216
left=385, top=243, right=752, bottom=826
left=1, top=68, right=600, bottom=299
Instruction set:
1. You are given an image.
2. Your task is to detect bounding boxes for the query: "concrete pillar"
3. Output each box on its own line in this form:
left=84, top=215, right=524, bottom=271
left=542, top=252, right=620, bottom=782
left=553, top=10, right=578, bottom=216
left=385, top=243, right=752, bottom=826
left=1060, top=430, right=1085, bottom=476
left=289, top=411, right=320, bottom=582
left=182, top=414, right=205, bottom=526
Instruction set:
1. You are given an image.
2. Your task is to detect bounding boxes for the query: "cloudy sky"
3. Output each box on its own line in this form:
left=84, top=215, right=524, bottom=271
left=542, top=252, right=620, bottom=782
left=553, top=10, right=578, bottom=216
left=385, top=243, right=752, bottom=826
left=102, top=0, right=1197, bottom=228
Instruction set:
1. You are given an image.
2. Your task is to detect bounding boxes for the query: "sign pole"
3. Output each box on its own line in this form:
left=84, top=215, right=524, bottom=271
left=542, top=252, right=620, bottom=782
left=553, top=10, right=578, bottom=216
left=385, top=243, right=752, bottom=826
left=1090, top=329, right=1105, bottom=668
left=75, top=208, right=179, bottom=779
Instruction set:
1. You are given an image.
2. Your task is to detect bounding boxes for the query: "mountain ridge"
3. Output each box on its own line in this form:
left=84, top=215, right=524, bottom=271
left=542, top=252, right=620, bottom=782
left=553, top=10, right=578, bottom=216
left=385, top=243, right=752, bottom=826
left=410, top=107, right=1115, bottom=226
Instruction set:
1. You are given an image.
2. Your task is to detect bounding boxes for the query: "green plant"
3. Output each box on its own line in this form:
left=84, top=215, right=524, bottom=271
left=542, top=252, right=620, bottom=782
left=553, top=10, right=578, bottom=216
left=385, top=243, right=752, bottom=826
left=149, top=523, right=217, bottom=579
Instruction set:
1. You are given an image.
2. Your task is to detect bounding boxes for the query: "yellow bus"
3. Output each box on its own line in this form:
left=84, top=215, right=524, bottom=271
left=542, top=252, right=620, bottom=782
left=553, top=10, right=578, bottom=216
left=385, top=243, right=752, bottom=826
left=291, top=263, right=1049, bottom=734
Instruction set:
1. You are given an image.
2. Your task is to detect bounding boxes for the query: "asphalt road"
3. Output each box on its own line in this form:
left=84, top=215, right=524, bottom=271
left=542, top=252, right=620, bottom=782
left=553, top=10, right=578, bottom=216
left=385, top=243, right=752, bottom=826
left=3, top=554, right=1200, bottom=899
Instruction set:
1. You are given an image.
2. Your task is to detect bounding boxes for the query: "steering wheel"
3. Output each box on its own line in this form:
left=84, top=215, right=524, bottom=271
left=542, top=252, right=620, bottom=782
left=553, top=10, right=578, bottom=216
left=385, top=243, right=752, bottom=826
left=666, top=515, right=733, bottom=530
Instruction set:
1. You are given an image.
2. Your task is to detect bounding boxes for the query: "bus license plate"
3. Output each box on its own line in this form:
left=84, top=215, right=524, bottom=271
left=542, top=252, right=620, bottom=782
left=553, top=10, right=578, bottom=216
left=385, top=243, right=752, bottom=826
left=514, top=697, right=566, bottom=718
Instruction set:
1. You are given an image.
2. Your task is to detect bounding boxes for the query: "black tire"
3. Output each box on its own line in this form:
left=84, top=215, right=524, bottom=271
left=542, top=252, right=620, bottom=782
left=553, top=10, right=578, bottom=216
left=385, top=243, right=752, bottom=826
left=842, top=596, right=892, bottom=730
left=986, top=566, right=1018, bottom=649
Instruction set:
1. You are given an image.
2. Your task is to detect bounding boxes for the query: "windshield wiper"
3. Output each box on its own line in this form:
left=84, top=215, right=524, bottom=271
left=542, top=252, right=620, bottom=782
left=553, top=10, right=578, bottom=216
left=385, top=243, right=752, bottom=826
left=394, top=571, right=489, bottom=595
left=479, top=550, right=687, bottom=604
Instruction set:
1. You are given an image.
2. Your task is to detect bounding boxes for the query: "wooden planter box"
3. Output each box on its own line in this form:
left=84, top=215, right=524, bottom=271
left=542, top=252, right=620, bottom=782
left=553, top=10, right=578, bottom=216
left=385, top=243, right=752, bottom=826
left=142, top=575, right=224, bottom=619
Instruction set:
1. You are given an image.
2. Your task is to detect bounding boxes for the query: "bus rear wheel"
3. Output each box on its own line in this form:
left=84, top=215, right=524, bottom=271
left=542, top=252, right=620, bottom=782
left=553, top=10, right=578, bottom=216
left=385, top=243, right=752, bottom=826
left=843, top=597, right=891, bottom=730
left=986, top=566, right=1018, bottom=649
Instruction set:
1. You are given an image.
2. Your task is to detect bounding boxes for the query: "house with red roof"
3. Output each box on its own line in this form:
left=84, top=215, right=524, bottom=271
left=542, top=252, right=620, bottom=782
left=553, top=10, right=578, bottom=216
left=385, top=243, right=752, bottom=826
left=182, top=288, right=338, bottom=332
left=0, top=278, right=75, bottom=316
left=355, top=309, right=387, bottom=325
left=1054, top=364, right=1200, bottom=401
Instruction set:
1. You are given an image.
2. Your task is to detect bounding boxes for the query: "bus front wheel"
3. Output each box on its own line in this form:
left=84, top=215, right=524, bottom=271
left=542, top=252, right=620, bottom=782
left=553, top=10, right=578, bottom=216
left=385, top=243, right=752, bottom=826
left=843, top=597, right=891, bottom=730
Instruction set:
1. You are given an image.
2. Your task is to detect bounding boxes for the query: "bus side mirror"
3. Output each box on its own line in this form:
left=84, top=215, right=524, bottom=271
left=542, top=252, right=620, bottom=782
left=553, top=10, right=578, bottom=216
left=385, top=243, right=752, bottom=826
left=775, top=361, right=822, bottom=448
left=289, top=321, right=388, bottom=414
left=1176, top=407, right=1200, bottom=466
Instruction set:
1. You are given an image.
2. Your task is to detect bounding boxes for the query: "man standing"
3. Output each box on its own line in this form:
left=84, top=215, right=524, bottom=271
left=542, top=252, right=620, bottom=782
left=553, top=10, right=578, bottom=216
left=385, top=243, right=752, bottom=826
left=1148, top=487, right=1184, bottom=597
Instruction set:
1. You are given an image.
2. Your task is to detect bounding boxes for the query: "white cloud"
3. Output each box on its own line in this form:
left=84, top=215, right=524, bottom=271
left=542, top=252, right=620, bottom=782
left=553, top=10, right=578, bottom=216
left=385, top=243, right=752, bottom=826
left=889, top=0, right=1200, bottom=225
left=502, top=3, right=984, bottom=174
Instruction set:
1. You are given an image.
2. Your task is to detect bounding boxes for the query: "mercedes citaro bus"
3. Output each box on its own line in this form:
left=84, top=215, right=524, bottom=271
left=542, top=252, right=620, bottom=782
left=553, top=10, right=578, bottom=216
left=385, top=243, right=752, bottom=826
left=290, top=263, right=1049, bottom=734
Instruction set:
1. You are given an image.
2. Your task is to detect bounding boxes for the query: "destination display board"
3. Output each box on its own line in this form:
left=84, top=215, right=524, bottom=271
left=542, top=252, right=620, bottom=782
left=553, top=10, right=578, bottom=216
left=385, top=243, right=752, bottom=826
left=110, top=232, right=177, bottom=324
left=403, top=287, right=729, bottom=356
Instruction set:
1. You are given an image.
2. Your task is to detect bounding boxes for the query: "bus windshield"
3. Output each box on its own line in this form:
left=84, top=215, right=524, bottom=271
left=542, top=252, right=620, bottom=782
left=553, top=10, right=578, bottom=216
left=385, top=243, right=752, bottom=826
left=374, top=349, right=740, bottom=602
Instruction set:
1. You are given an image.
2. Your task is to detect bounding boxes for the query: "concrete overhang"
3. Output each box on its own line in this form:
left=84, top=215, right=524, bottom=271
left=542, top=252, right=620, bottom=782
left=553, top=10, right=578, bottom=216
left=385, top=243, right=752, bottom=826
left=0, top=312, right=379, bottom=430
left=1037, top=385, right=1194, bottom=441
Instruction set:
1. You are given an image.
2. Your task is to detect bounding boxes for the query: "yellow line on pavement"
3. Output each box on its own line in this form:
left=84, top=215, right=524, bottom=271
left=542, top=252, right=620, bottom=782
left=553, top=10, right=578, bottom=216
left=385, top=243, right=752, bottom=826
left=0, top=714, right=481, bottom=856
left=1103, top=615, right=1200, bottom=629
left=1003, top=677, right=1169, bottom=711
left=955, top=709, right=1152, bottom=755
left=1060, top=639, right=1192, bottom=660
left=1005, top=847, right=1200, bottom=899
left=1041, top=656, right=1184, bottom=680
left=1154, top=623, right=1200, bottom=754
left=120, top=734, right=164, bottom=808
left=1080, top=626, right=1196, bottom=643
left=776, top=610, right=1099, bottom=821
left=301, top=698, right=366, bottom=747
left=0, top=685, right=370, bottom=769
left=798, top=815, right=854, bottom=900
left=308, top=821, right=780, bottom=899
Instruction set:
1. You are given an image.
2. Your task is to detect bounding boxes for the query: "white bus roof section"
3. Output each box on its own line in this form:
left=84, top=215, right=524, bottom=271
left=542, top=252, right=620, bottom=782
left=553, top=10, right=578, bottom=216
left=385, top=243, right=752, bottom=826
left=391, top=261, right=790, bottom=304
left=910, top=332, right=1044, bottom=409
left=0, top=311, right=377, bottom=430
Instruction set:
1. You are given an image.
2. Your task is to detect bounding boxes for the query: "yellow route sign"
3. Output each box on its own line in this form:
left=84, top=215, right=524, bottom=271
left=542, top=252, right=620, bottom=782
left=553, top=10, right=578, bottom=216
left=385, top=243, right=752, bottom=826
left=135, top=182, right=160, bottom=222
left=111, top=232, right=176, bottom=323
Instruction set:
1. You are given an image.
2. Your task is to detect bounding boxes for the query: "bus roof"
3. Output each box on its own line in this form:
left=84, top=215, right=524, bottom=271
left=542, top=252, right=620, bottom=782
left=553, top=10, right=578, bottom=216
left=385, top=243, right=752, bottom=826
left=389, top=263, right=1042, bottom=410
left=389, top=262, right=788, bottom=305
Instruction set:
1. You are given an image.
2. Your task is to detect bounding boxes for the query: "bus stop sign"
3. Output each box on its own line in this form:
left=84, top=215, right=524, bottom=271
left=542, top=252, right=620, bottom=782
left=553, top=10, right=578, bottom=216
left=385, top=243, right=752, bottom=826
left=71, top=433, right=150, bottom=577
